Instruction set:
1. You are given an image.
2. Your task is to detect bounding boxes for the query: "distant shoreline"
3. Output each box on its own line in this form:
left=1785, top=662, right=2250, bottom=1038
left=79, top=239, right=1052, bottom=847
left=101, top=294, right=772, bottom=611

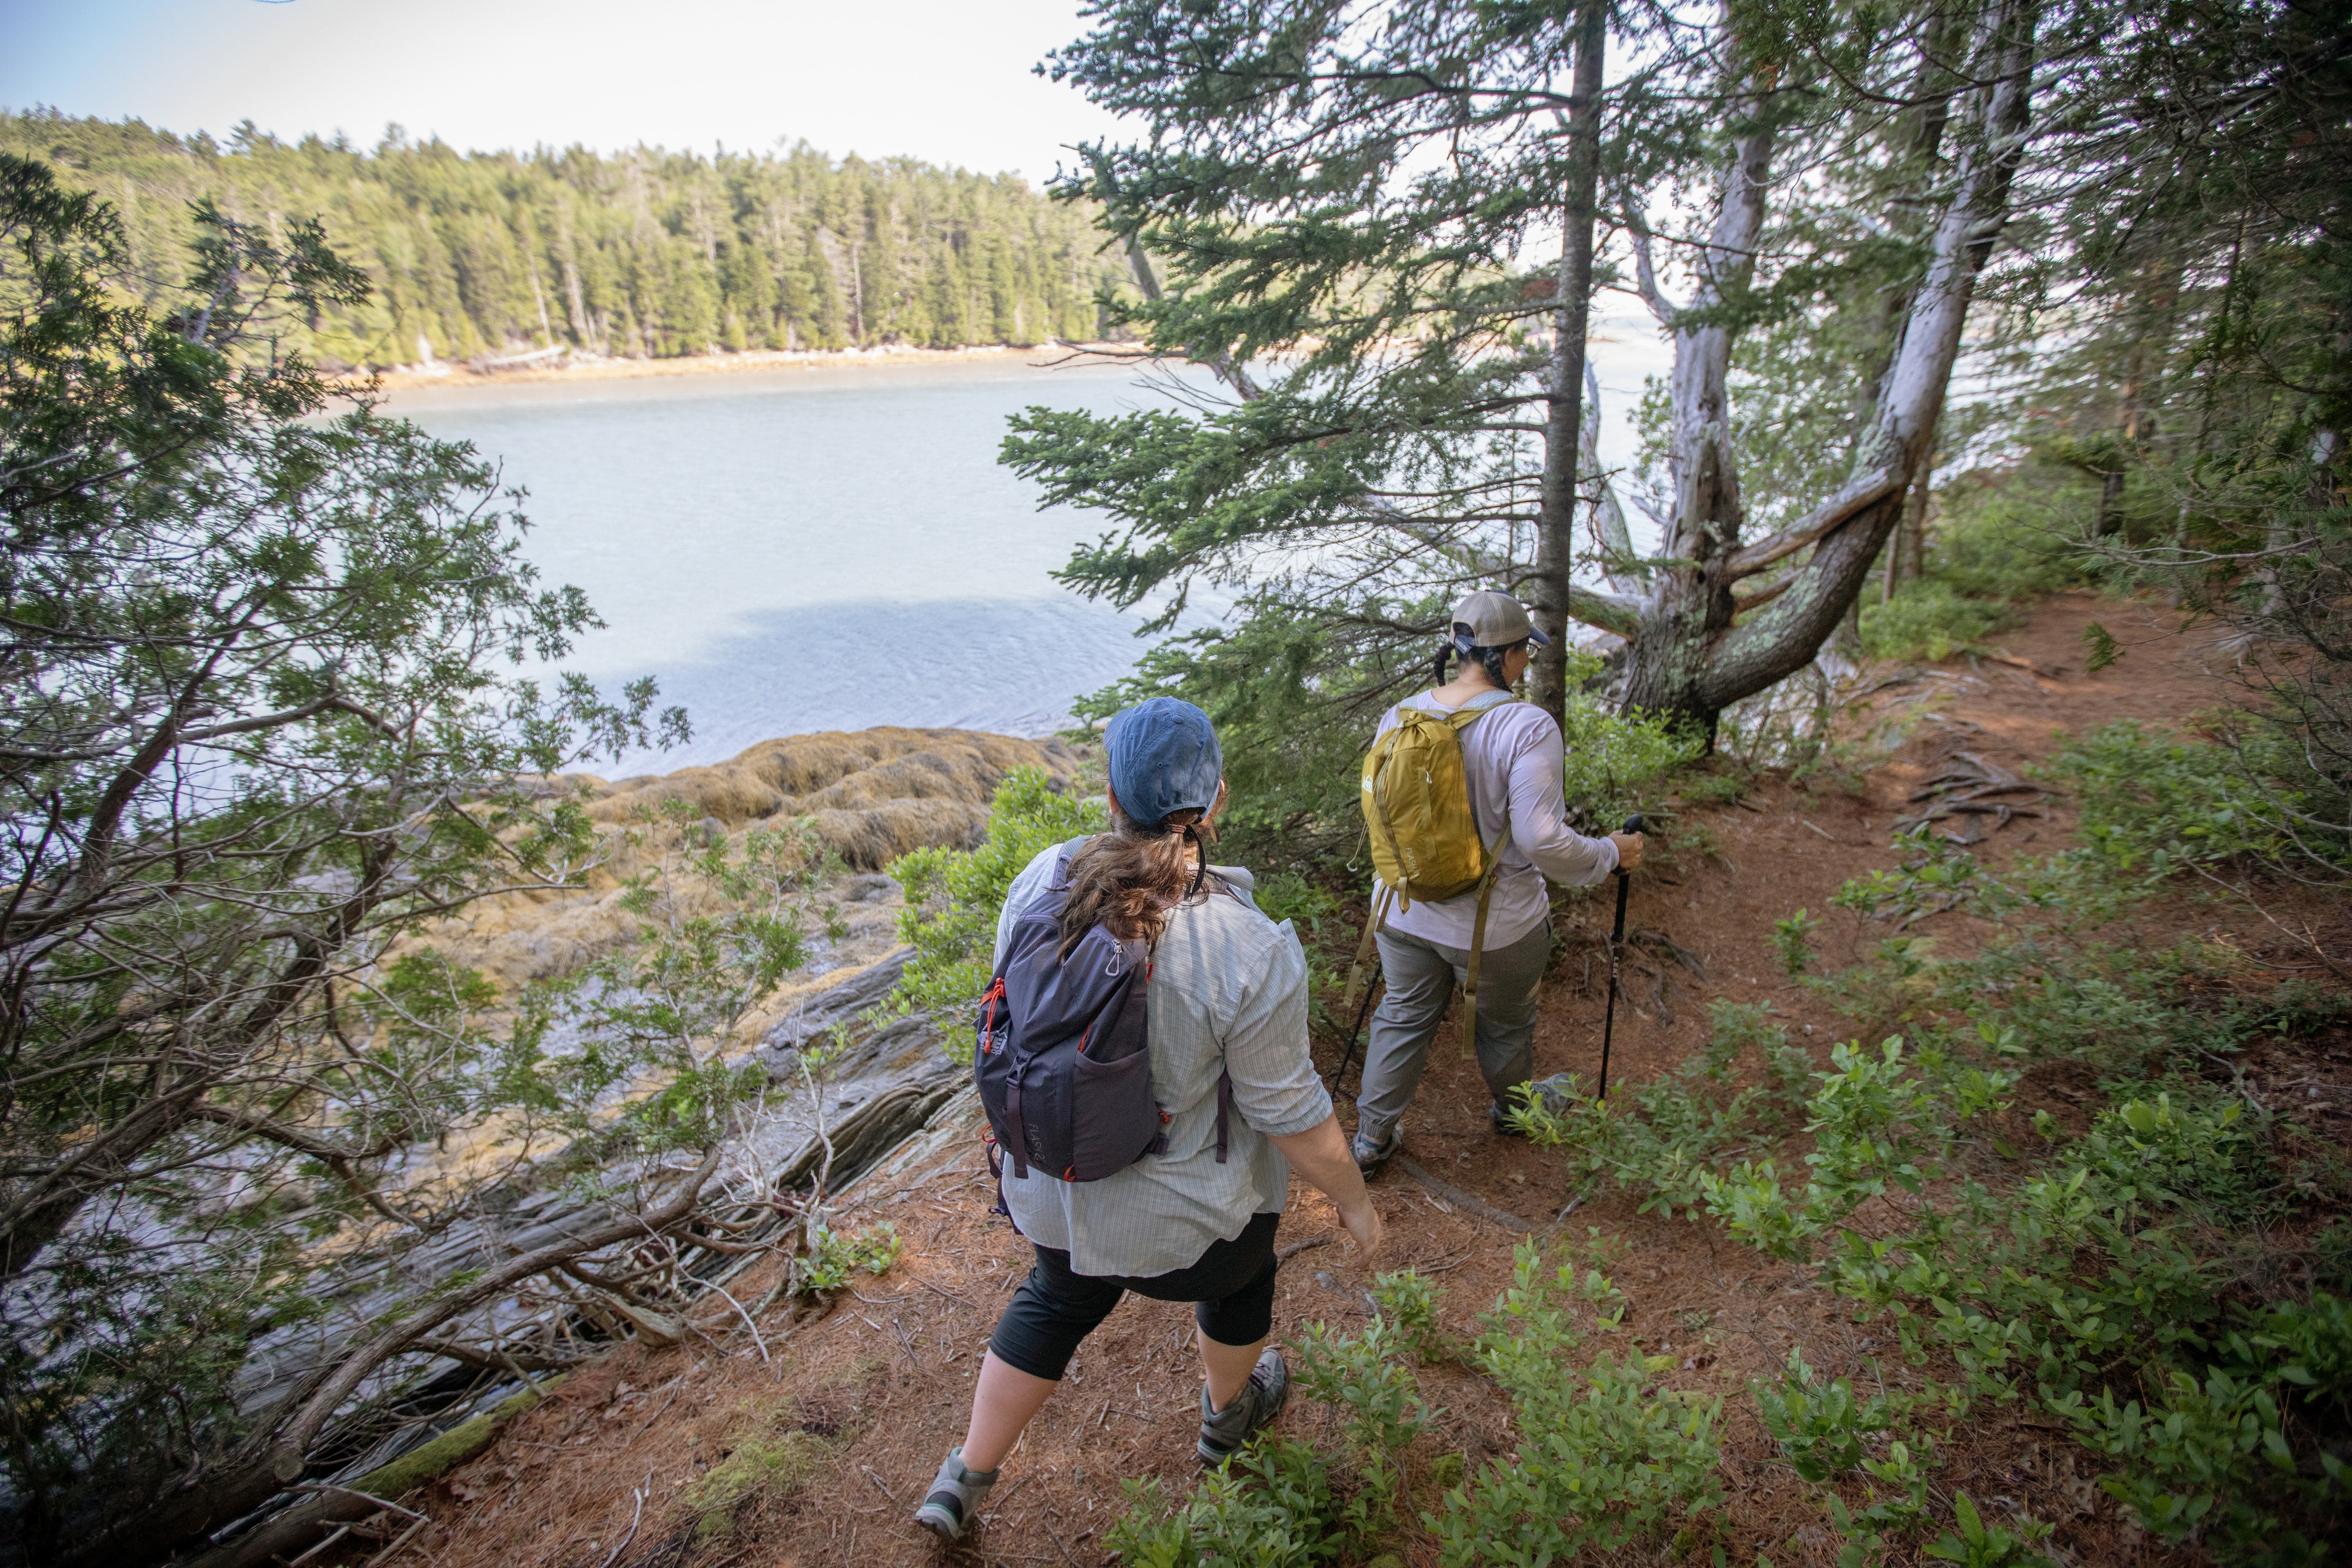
left=342, top=342, right=1143, bottom=394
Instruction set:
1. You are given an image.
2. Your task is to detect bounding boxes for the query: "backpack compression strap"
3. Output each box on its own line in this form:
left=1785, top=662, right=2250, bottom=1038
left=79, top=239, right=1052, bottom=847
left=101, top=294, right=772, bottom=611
left=1459, top=857, right=1504, bottom=1059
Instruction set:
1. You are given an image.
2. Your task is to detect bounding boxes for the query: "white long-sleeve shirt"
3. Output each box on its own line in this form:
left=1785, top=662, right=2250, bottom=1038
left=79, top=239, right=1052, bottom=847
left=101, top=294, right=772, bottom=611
left=1372, top=688, right=1620, bottom=951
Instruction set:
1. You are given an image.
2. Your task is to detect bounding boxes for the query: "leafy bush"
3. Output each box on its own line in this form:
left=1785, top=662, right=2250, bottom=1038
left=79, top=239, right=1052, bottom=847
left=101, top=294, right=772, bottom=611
left=1559, top=690, right=1705, bottom=831
left=1291, top=1314, right=1431, bottom=1534
left=889, top=766, right=1104, bottom=1034
left=1774, top=908, right=1820, bottom=977
left=1439, top=1245, right=1722, bottom=1565
left=799, top=1223, right=903, bottom=1292
left=1368, top=1270, right=1451, bottom=1363
left=1444, top=1347, right=1723, bottom=1564
left=1923, top=462, right=2101, bottom=600
left=2047, top=720, right=2299, bottom=872
left=1860, top=580, right=2020, bottom=661
left=1105, top=1438, right=1344, bottom=1568
left=1923, top=1492, right=2059, bottom=1568
left=2074, top=1093, right=2281, bottom=1226
left=1510, top=1002, right=1807, bottom=1220
left=1754, top=1347, right=1893, bottom=1482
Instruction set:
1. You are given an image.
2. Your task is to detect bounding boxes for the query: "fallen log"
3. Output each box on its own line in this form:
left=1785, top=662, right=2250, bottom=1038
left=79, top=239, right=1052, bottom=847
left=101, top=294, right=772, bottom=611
left=178, top=1378, right=566, bottom=1568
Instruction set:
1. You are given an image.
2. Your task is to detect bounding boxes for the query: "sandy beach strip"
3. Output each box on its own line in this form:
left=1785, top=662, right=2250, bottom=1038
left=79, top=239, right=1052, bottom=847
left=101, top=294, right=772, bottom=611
left=341, top=341, right=1144, bottom=393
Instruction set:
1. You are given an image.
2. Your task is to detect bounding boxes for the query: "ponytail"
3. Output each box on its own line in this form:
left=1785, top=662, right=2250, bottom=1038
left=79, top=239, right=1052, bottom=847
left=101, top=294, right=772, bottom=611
left=1436, top=624, right=1524, bottom=691
left=1058, top=802, right=1215, bottom=957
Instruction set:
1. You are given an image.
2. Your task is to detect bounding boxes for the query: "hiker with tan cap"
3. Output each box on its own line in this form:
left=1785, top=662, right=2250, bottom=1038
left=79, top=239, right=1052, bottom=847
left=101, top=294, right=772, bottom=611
left=1348, top=591, right=1643, bottom=1171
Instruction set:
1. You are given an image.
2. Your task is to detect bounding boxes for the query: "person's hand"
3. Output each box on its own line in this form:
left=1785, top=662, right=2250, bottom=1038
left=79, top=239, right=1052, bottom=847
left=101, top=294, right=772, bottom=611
left=1337, top=1197, right=1386, bottom=1264
left=1610, top=831, right=1645, bottom=871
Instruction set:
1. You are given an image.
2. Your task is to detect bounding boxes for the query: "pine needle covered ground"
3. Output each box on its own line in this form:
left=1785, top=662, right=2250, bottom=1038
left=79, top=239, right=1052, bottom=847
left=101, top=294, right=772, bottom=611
left=348, top=592, right=2348, bottom=1568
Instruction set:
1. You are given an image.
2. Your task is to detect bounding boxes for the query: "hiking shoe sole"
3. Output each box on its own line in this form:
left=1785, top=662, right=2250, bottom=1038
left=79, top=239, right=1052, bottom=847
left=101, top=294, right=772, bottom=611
left=913, top=1446, right=996, bottom=1542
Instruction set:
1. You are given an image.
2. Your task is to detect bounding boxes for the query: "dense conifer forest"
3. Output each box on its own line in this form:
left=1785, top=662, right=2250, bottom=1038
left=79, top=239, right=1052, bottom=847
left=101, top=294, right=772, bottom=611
left=0, top=109, right=1129, bottom=369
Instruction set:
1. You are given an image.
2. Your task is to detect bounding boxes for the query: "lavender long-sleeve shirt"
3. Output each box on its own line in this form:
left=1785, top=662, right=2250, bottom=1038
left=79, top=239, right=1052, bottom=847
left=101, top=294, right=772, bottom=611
left=1372, top=688, right=1621, bottom=950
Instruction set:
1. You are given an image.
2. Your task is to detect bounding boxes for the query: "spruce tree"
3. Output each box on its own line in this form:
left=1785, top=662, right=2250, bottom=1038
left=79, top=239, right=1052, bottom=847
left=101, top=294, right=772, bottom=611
left=1008, top=0, right=2041, bottom=734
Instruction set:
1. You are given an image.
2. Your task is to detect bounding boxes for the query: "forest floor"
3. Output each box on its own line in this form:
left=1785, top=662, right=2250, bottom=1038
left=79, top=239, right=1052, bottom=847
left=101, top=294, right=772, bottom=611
left=360, top=591, right=2352, bottom=1568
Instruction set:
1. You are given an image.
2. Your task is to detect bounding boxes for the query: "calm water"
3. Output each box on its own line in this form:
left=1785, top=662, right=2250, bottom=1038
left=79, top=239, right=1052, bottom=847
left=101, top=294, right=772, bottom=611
left=380, top=359, right=1217, bottom=775
left=377, top=331, right=1666, bottom=777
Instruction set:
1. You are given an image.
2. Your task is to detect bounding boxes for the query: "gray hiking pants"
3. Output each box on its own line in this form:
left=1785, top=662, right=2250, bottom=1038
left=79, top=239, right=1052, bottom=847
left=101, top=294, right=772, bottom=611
left=1354, top=919, right=1550, bottom=1142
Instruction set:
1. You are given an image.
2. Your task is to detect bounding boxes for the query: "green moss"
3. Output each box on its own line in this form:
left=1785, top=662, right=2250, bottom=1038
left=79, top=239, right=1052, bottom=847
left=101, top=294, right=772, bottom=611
left=351, top=1376, right=564, bottom=1500
left=681, top=1429, right=834, bottom=1540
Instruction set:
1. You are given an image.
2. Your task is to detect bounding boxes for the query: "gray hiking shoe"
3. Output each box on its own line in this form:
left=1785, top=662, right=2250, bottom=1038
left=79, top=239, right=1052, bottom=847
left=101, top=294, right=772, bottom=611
left=1496, top=1074, right=1582, bottom=1135
left=1351, top=1122, right=1402, bottom=1172
left=1198, top=1347, right=1289, bottom=1465
left=912, top=1446, right=998, bottom=1542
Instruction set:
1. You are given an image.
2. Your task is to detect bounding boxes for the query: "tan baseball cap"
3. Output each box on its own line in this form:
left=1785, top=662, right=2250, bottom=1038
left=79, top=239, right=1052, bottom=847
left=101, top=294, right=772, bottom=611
left=1452, top=590, right=1551, bottom=647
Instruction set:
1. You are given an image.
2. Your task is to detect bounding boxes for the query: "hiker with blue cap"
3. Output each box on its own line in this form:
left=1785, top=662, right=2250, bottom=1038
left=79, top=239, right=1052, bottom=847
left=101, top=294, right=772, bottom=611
left=914, top=697, right=1384, bottom=1543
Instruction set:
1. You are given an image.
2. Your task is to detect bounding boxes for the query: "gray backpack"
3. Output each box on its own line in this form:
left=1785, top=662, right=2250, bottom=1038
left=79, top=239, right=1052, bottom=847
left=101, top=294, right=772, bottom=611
left=975, top=840, right=1229, bottom=1184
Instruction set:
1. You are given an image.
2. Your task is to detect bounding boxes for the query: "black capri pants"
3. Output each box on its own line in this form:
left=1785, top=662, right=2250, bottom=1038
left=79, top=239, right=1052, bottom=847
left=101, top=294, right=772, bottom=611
left=987, top=1212, right=1282, bottom=1381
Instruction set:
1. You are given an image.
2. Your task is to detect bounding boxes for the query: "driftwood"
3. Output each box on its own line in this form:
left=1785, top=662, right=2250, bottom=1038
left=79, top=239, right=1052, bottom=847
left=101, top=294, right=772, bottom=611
left=178, top=949, right=967, bottom=1568
left=180, top=1380, right=565, bottom=1568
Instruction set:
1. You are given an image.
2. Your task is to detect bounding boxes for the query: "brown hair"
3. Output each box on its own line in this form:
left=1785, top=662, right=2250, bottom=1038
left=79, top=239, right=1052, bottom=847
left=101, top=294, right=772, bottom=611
left=1058, top=800, right=1214, bottom=957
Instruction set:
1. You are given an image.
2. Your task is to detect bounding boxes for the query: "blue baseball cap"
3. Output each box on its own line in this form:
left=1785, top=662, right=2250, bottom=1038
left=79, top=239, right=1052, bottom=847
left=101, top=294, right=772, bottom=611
left=1104, top=697, right=1223, bottom=830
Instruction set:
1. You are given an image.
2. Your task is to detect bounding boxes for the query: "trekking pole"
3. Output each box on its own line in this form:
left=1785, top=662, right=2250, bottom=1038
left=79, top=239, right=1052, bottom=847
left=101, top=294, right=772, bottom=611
left=1332, top=957, right=1381, bottom=1094
left=1596, top=812, right=1645, bottom=1102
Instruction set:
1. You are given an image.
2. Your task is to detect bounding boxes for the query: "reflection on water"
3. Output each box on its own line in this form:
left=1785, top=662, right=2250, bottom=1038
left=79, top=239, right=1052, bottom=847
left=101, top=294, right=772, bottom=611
left=377, top=359, right=1209, bottom=773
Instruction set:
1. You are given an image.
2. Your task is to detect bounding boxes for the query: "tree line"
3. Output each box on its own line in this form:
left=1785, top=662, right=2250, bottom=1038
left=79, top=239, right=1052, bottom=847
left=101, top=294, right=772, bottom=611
left=0, top=109, right=1132, bottom=369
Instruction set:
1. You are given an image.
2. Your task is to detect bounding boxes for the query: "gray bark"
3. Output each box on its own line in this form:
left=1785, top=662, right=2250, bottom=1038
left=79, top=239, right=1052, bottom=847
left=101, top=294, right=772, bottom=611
left=1608, top=0, right=2037, bottom=726
left=1613, top=51, right=1780, bottom=725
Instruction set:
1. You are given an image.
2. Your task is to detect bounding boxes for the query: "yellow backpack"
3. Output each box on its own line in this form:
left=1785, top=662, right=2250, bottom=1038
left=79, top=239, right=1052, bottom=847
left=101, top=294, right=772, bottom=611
left=1345, top=692, right=1516, bottom=1048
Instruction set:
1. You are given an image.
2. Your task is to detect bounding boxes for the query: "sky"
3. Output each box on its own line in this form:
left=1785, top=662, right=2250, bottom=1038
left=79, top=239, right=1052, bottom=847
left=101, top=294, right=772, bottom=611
left=0, top=0, right=1128, bottom=182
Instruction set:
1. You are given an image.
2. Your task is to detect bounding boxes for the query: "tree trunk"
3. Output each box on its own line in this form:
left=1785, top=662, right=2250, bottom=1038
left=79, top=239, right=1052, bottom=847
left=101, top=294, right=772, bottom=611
left=1614, top=65, right=1780, bottom=730
left=1613, top=0, right=2038, bottom=727
left=1528, top=0, right=1609, bottom=725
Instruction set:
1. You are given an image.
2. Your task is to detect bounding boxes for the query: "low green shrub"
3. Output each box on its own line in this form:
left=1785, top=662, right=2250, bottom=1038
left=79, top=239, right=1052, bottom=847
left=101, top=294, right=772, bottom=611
left=1923, top=1492, right=2059, bottom=1568
left=889, top=766, right=1104, bottom=1036
left=1509, top=1001, right=1808, bottom=1220
left=1773, top=908, right=1819, bottom=977
left=1291, top=1314, right=1432, bottom=1535
left=1859, top=580, right=2020, bottom=661
left=1368, top=1269, right=1451, bottom=1364
left=1559, top=689, right=1705, bottom=832
left=1105, top=1438, right=1344, bottom=1568
left=1923, top=462, right=2101, bottom=600
left=1753, top=1346, right=1894, bottom=1482
left=2047, top=719, right=2304, bottom=874
left=799, top=1223, right=901, bottom=1292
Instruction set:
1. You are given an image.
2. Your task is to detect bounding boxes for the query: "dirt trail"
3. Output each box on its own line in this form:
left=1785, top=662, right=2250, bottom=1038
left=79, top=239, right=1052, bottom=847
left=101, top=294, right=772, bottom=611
left=379, top=593, right=2346, bottom=1568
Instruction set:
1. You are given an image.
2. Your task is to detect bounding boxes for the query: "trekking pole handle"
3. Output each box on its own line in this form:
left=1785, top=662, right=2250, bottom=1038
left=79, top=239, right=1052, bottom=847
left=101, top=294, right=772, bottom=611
left=1615, top=813, right=1645, bottom=880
